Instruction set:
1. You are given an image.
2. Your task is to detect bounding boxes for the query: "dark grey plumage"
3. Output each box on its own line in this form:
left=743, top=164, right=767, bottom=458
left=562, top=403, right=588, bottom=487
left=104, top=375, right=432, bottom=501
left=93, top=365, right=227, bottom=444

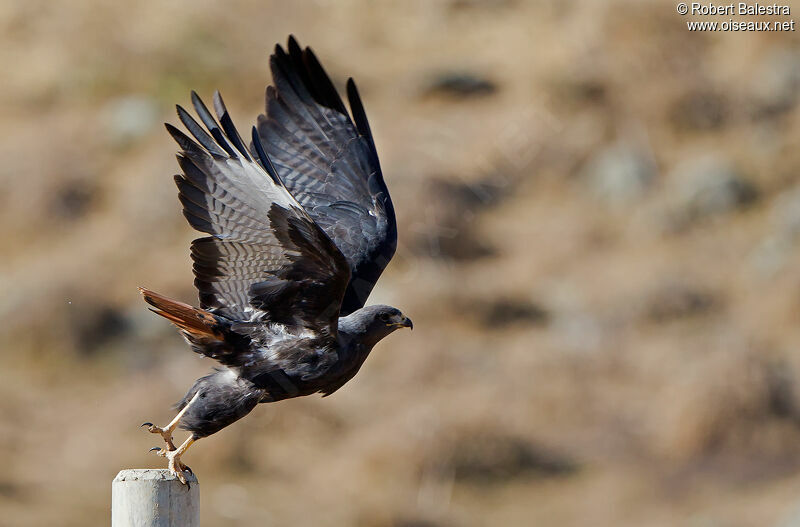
left=140, top=36, right=410, bottom=467
left=256, top=36, right=397, bottom=315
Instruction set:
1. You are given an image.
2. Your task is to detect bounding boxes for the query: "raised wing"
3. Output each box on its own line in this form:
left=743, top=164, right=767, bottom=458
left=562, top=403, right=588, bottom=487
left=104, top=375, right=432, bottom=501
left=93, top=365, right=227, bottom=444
left=254, top=36, right=397, bottom=315
left=169, top=90, right=351, bottom=334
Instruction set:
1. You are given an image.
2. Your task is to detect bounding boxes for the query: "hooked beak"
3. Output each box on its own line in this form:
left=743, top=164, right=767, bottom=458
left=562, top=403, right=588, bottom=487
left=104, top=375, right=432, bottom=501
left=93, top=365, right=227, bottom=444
left=401, top=316, right=413, bottom=330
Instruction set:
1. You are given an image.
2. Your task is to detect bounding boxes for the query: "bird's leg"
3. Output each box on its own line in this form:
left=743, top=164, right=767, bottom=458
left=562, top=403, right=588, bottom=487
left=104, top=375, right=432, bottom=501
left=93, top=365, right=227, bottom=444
left=152, top=435, right=198, bottom=486
left=141, top=391, right=200, bottom=451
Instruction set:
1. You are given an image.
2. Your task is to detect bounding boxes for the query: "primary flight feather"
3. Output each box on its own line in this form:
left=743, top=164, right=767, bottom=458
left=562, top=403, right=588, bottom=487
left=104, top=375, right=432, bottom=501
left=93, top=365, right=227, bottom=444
left=140, top=36, right=411, bottom=484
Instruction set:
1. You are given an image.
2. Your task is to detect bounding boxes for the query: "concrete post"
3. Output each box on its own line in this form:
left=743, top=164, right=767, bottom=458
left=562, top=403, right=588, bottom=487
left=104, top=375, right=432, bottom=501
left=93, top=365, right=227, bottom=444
left=112, top=469, right=199, bottom=527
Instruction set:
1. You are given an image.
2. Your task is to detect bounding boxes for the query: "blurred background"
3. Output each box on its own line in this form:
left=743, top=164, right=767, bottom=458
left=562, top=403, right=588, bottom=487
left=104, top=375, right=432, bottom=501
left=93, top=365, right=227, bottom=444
left=2, top=0, right=800, bottom=525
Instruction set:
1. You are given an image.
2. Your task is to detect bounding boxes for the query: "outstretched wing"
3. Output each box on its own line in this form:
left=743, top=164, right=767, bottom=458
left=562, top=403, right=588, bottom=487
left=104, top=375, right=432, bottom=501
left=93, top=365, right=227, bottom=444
left=254, top=36, right=397, bottom=315
left=169, top=90, right=351, bottom=334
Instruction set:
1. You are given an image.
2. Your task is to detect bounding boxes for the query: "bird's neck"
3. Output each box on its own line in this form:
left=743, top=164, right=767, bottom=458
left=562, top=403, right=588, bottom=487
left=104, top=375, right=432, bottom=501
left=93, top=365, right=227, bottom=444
left=337, top=311, right=381, bottom=350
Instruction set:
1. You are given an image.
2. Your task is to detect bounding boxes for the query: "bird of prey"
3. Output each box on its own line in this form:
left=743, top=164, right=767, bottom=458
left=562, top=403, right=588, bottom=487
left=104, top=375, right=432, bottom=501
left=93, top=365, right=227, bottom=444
left=139, top=36, right=411, bottom=484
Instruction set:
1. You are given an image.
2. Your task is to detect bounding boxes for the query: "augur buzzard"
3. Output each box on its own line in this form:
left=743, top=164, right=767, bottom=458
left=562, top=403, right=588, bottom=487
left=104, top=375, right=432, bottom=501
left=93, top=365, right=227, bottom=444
left=139, top=36, right=411, bottom=483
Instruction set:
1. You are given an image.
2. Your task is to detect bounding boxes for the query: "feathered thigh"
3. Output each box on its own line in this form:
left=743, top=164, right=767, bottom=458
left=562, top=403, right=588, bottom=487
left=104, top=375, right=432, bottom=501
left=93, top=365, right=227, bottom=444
left=176, top=369, right=263, bottom=438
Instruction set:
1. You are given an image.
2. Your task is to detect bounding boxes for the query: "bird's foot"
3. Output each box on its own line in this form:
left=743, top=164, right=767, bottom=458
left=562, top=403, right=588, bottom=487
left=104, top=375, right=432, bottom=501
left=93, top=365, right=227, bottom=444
left=150, top=446, right=193, bottom=485
left=141, top=421, right=177, bottom=451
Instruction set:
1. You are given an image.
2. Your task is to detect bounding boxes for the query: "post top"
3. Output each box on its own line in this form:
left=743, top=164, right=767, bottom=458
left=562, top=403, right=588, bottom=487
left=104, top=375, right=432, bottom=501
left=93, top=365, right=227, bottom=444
left=113, top=469, right=198, bottom=484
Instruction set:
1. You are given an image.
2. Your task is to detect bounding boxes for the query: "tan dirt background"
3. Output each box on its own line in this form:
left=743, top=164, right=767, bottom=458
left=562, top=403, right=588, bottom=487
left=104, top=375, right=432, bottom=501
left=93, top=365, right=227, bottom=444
left=3, top=1, right=800, bottom=525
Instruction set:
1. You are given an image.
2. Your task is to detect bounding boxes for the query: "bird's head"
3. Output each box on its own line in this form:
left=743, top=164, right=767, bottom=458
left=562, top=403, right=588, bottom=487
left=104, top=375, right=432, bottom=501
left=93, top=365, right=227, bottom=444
left=370, top=305, right=413, bottom=333
left=341, top=304, right=413, bottom=346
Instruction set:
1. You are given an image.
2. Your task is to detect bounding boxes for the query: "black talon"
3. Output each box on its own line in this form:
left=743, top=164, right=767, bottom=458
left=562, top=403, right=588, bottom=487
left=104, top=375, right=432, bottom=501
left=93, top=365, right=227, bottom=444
left=141, top=422, right=153, bottom=428
left=149, top=446, right=162, bottom=452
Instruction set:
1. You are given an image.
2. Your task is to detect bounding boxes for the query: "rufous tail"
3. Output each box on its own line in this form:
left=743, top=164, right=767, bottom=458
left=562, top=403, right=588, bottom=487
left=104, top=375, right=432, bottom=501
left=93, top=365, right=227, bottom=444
left=139, top=287, right=223, bottom=340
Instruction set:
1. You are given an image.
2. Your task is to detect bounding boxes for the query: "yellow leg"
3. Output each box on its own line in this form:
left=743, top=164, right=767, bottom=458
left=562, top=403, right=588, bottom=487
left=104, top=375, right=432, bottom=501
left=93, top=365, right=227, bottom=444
left=154, top=435, right=197, bottom=485
left=141, top=391, right=201, bottom=451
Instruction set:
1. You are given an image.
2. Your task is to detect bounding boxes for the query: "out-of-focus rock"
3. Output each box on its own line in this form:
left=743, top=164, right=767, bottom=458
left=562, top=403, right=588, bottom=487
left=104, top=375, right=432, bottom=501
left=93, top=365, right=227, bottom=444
left=410, top=172, right=514, bottom=260
left=70, top=303, right=131, bottom=355
left=580, top=142, right=656, bottom=206
left=750, top=234, right=794, bottom=278
left=440, top=433, right=577, bottom=484
left=393, top=519, right=442, bottom=527
left=750, top=186, right=800, bottom=276
left=0, top=480, right=21, bottom=499
left=473, top=297, right=549, bottom=328
left=448, top=0, right=516, bottom=11
left=764, top=360, right=798, bottom=420
left=664, top=155, right=758, bottom=229
left=641, top=281, right=719, bottom=323
left=423, top=72, right=497, bottom=99
left=749, top=47, right=800, bottom=119
left=551, top=70, right=607, bottom=106
left=51, top=179, right=96, bottom=220
left=104, top=95, right=160, bottom=145
left=669, top=90, right=727, bottom=131
left=652, top=350, right=800, bottom=472
left=433, top=176, right=509, bottom=210
left=770, top=186, right=800, bottom=240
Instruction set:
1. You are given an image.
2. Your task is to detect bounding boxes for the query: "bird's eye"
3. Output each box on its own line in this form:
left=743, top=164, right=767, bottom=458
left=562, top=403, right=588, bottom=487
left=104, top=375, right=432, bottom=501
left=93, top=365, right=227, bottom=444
left=379, top=313, right=391, bottom=322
